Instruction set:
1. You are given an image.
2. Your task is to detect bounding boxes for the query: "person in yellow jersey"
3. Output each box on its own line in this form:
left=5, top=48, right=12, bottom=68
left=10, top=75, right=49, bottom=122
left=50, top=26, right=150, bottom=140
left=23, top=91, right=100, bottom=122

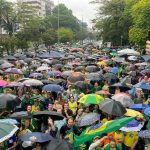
left=123, top=131, right=139, bottom=150
left=68, top=94, right=77, bottom=115
left=114, top=130, right=124, bottom=144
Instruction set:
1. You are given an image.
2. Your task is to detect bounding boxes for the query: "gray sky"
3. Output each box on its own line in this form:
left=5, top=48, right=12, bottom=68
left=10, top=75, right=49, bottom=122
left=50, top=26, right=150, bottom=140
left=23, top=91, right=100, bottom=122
left=9, top=0, right=97, bottom=27
left=54, top=0, right=97, bottom=27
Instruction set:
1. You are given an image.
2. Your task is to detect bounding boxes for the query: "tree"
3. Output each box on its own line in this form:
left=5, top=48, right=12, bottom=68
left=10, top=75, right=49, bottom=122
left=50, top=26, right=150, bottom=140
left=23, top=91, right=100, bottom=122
left=129, top=0, right=150, bottom=49
left=45, top=4, right=80, bottom=32
left=57, top=27, right=74, bottom=43
left=0, top=0, right=17, bottom=36
left=0, top=36, right=17, bottom=55
left=92, top=0, right=132, bottom=46
left=42, top=28, right=57, bottom=47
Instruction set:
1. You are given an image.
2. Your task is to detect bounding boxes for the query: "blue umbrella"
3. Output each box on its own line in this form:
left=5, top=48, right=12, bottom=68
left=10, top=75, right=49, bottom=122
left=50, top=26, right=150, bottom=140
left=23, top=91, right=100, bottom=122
left=20, top=132, right=53, bottom=143
left=110, top=67, right=119, bottom=74
left=43, top=84, right=64, bottom=92
left=120, top=119, right=143, bottom=132
left=144, top=107, right=150, bottom=116
left=49, top=51, right=64, bottom=58
left=140, top=82, right=150, bottom=90
left=29, top=73, right=43, bottom=78
left=130, top=104, right=150, bottom=111
left=47, top=71, right=62, bottom=77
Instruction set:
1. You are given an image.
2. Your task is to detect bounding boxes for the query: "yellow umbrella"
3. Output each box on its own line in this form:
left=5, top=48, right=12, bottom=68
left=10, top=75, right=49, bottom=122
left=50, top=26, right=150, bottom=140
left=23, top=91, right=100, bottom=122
left=124, top=109, right=144, bottom=119
left=97, top=61, right=107, bottom=66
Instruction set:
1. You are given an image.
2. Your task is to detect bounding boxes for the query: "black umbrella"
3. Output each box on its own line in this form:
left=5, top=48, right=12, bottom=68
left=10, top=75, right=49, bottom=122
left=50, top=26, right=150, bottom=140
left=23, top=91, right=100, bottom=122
left=109, top=83, right=131, bottom=93
left=0, top=94, right=20, bottom=110
left=86, top=66, right=100, bottom=73
left=100, top=99, right=127, bottom=116
left=46, top=139, right=73, bottom=150
left=74, top=66, right=85, bottom=72
left=75, top=81, right=91, bottom=90
left=104, top=73, right=119, bottom=84
left=10, top=111, right=31, bottom=119
left=53, top=64, right=63, bottom=70
left=33, top=111, right=64, bottom=120
left=86, top=73, right=104, bottom=81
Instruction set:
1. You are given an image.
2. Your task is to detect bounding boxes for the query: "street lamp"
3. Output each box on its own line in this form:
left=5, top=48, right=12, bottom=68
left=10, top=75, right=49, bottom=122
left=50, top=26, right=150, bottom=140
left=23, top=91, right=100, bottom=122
left=57, top=0, right=60, bottom=45
left=121, top=35, right=123, bottom=47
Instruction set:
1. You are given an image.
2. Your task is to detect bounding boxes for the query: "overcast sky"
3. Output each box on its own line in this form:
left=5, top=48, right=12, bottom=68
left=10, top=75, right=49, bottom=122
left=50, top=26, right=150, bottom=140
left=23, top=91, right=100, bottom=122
left=9, top=0, right=98, bottom=27
left=54, top=0, right=97, bottom=27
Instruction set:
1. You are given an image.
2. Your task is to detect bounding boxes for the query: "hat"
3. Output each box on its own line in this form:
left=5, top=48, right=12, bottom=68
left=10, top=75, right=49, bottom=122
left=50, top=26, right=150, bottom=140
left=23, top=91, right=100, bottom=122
left=93, top=136, right=100, bottom=140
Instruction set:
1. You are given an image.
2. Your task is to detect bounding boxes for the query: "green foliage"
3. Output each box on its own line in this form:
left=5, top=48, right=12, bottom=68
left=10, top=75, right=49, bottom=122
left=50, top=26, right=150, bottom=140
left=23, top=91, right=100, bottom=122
left=57, top=27, right=74, bottom=43
left=45, top=4, right=80, bottom=32
left=42, top=28, right=57, bottom=47
left=0, top=36, right=17, bottom=54
left=129, top=0, right=150, bottom=48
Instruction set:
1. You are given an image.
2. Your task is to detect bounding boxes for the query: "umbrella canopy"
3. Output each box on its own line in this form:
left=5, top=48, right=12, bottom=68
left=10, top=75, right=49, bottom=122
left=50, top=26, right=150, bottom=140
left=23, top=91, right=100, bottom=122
left=130, top=104, right=150, bottom=111
left=6, top=82, right=24, bottom=87
left=139, top=130, right=150, bottom=139
left=46, top=139, right=73, bottom=150
left=23, top=79, right=43, bottom=86
left=0, top=80, right=7, bottom=87
left=124, top=109, right=144, bottom=119
left=144, top=107, right=150, bottom=117
left=36, top=66, right=50, bottom=72
left=0, top=122, right=18, bottom=143
left=20, top=132, right=53, bottom=143
left=43, top=84, right=64, bottom=93
left=53, top=64, right=63, bottom=70
left=33, top=110, right=64, bottom=120
left=67, top=72, right=85, bottom=84
left=5, top=68, right=23, bottom=75
left=74, top=66, right=85, bottom=72
left=112, top=93, right=134, bottom=107
left=104, top=73, right=119, bottom=84
left=10, top=111, right=31, bottom=119
left=110, top=83, right=131, bottom=93
left=77, top=113, right=100, bottom=127
left=29, top=73, right=43, bottom=78
left=85, top=66, right=100, bottom=73
left=100, top=99, right=126, bottom=116
left=62, top=71, right=74, bottom=79
left=75, top=81, right=91, bottom=90
left=47, top=71, right=62, bottom=77
left=110, top=67, right=119, bottom=74
left=74, top=117, right=134, bottom=147
left=86, top=73, right=104, bottom=81
left=118, top=49, right=140, bottom=56
left=0, top=119, right=18, bottom=125
left=140, top=82, right=150, bottom=90
left=0, top=62, right=14, bottom=69
left=0, top=94, right=20, bottom=110
left=78, top=94, right=104, bottom=105
left=120, top=119, right=143, bottom=132
left=23, top=58, right=33, bottom=63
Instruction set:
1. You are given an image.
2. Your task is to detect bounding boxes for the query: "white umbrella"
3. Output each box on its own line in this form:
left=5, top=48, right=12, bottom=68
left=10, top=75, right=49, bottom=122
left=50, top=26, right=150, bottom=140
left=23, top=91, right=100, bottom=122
left=23, top=79, right=43, bottom=86
left=118, top=49, right=140, bottom=56
left=36, top=66, right=50, bottom=71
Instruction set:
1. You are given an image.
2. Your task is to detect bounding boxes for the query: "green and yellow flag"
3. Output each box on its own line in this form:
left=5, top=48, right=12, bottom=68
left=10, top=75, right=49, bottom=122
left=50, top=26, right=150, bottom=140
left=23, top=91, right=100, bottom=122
left=73, top=117, right=134, bottom=147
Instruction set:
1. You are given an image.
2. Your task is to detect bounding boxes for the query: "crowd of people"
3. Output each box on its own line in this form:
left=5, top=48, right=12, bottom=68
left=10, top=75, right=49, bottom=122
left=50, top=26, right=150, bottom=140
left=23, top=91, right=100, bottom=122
left=0, top=43, right=150, bottom=150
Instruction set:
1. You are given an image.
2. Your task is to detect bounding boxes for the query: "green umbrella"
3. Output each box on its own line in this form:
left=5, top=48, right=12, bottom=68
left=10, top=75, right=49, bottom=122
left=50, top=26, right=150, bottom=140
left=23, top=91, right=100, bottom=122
left=73, top=117, right=134, bottom=147
left=0, top=122, right=18, bottom=143
left=102, top=48, right=110, bottom=52
left=78, top=94, right=104, bottom=105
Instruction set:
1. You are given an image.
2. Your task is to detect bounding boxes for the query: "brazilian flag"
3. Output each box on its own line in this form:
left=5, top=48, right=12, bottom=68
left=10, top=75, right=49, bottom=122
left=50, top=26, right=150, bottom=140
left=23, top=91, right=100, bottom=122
left=73, top=117, right=134, bottom=147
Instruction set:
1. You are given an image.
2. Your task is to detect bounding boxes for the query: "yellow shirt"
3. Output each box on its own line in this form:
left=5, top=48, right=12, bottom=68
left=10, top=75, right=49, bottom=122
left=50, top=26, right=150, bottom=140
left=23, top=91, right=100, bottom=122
left=124, top=132, right=138, bottom=148
left=68, top=101, right=77, bottom=114
left=32, top=105, right=39, bottom=112
left=114, top=131, right=124, bottom=143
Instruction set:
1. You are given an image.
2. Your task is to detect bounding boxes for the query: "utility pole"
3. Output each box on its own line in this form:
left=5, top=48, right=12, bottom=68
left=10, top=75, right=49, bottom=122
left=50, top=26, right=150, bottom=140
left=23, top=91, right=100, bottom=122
left=57, top=0, right=60, bottom=45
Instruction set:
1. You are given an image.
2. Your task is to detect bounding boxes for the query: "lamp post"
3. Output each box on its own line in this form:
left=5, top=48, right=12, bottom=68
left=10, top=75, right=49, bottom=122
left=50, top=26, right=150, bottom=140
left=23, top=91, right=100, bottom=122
left=121, top=35, right=123, bottom=47
left=57, top=0, right=60, bottom=45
